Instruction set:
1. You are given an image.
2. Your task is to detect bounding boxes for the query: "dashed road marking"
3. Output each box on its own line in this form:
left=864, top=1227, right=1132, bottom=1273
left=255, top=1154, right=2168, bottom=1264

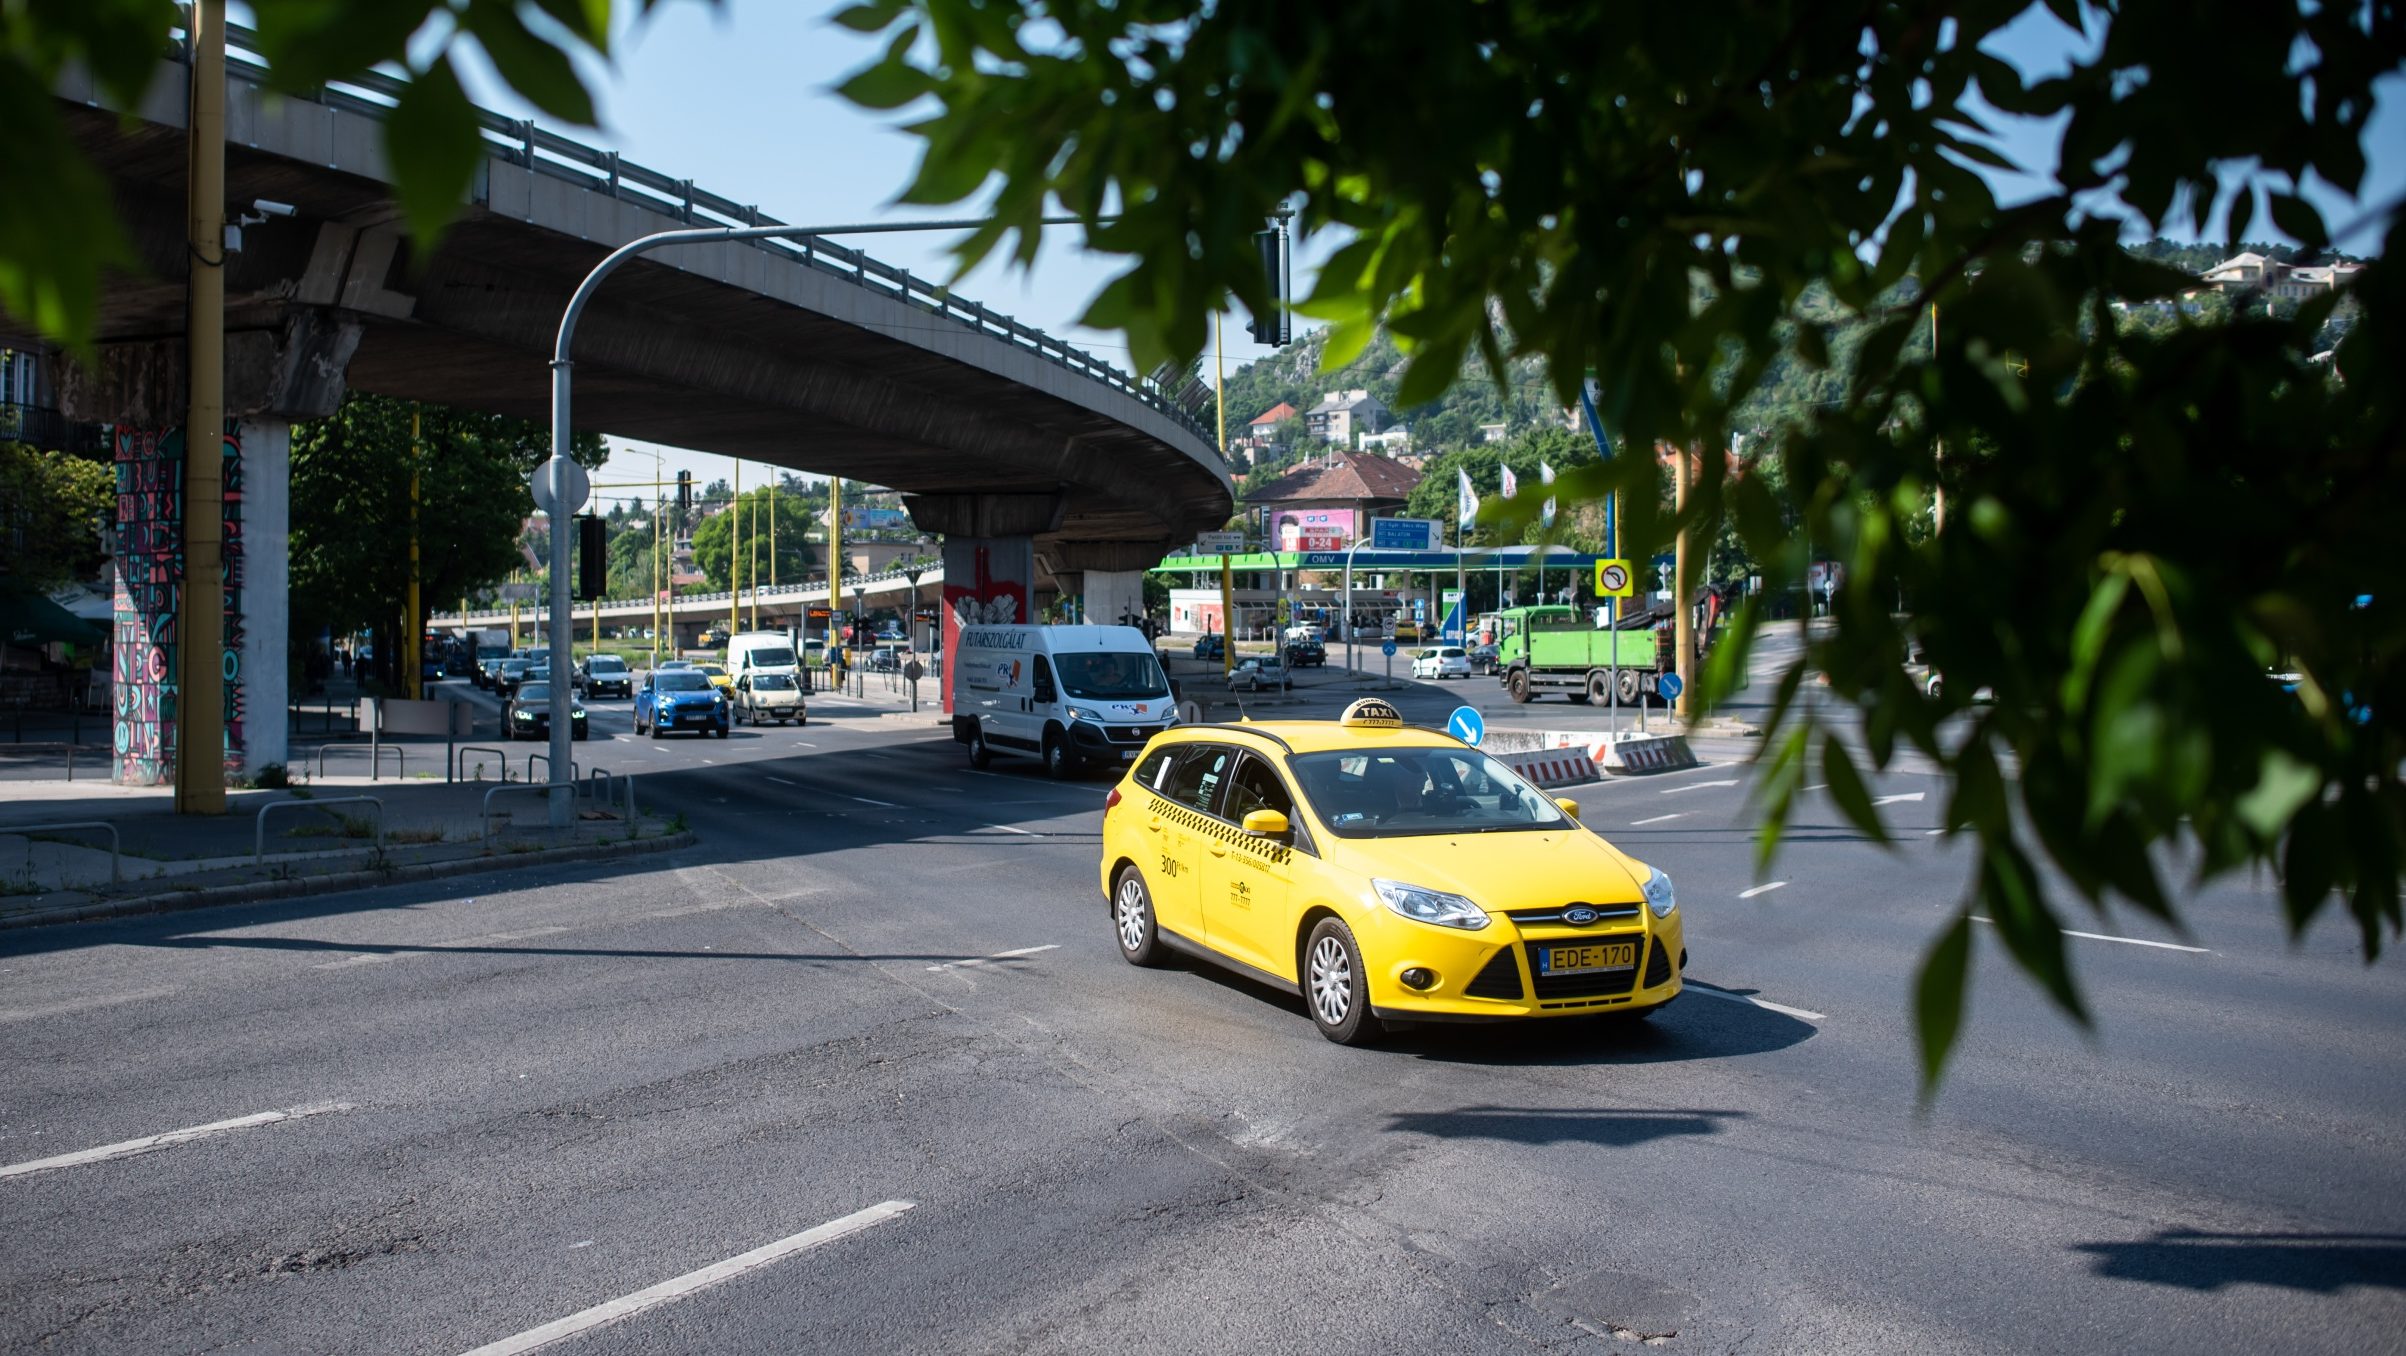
left=848, top=795, right=900, bottom=808
left=1630, top=813, right=1683, bottom=826
left=765, top=777, right=799, bottom=786
left=0, top=1101, right=353, bottom=1180
left=0, top=986, right=180, bottom=1024
left=1800, top=783, right=1828, bottom=792
left=987, top=824, right=1042, bottom=837
left=1659, top=780, right=1739, bottom=795
left=926, top=944, right=1059, bottom=972
left=1971, top=917, right=2210, bottom=954
left=1684, top=983, right=1825, bottom=1022
left=1737, top=881, right=1788, bottom=899
left=455, top=1201, right=915, bottom=1356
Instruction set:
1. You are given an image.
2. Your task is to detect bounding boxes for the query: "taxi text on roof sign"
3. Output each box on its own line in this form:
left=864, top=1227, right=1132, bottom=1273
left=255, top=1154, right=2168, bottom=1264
left=1341, top=698, right=1405, bottom=728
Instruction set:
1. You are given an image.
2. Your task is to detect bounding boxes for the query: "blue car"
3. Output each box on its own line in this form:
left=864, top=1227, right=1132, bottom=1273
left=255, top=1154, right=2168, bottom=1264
left=635, top=668, right=730, bottom=739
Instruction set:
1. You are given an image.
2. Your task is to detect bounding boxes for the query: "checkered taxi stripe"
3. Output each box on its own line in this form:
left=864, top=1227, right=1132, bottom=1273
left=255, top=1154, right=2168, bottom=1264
left=1144, top=791, right=1292, bottom=865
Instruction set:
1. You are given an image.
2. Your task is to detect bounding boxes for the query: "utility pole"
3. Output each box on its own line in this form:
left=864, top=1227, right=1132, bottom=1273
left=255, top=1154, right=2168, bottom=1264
left=829, top=477, right=843, bottom=679
left=1675, top=443, right=1695, bottom=724
left=176, top=0, right=228, bottom=813
left=405, top=406, right=422, bottom=701
left=728, top=460, right=741, bottom=647
left=651, top=459, right=662, bottom=667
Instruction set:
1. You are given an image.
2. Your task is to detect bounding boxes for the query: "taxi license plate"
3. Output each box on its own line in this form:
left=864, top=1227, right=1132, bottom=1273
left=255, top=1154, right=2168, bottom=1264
left=1539, top=941, right=1638, bottom=975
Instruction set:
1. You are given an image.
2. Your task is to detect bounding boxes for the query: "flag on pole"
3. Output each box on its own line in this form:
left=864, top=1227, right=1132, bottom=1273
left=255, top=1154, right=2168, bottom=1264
left=1456, top=467, right=1480, bottom=530
left=1500, top=464, right=1519, bottom=499
left=1539, top=462, right=1557, bottom=528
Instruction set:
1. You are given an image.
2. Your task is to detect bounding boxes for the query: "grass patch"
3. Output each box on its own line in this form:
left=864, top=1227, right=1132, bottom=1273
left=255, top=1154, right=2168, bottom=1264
left=386, top=827, right=444, bottom=845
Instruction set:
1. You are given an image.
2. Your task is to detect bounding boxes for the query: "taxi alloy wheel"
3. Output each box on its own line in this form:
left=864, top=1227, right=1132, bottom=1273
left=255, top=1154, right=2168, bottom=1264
left=1113, top=867, right=1166, bottom=966
left=1304, top=918, right=1382, bottom=1046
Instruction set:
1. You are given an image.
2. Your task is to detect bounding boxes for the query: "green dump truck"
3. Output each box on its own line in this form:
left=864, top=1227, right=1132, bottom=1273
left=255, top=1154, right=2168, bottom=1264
left=1492, top=605, right=1670, bottom=704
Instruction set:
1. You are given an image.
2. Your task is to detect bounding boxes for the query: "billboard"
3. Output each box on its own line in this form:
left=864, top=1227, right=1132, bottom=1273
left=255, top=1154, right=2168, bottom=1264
left=1271, top=508, right=1355, bottom=553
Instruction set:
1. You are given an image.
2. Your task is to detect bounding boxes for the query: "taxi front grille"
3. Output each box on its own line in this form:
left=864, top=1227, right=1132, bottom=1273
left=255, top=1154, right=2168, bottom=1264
left=1505, top=903, right=1642, bottom=926
left=1524, top=941, right=1642, bottom=1000
left=1643, top=939, right=1674, bottom=988
left=1463, top=947, right=1523, bottom=1000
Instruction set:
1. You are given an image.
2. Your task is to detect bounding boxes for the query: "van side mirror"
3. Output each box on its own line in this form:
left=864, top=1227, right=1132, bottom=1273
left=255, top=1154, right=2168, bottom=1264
left=1554, top=798, right=1581, bottom=820
left=1241, top=809, right=1290, bottom=837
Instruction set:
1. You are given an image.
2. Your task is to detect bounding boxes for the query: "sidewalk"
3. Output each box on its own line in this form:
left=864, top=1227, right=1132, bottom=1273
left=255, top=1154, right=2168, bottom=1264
left=0, top=772, right=687, bottom=931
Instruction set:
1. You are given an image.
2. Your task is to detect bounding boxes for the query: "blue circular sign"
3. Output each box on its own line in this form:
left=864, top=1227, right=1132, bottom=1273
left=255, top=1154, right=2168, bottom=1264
left=1656, top=672, right=1685, bottom=701
left=1381, top=640, right=1397, bottom=657
left=1447, top=705, right=1486, bottom=746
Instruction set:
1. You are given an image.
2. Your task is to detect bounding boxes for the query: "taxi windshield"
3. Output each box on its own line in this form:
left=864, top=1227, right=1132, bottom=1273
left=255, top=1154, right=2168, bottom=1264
left=1288, top=746, right=1569, bottom=838
left=1055, top=651, right=1170, bottom=700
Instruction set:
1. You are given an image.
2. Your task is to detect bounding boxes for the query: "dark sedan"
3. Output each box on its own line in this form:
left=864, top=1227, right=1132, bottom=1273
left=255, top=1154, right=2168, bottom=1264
left=504, top=682, right=589, bottom=741
left=1283, top=638, right=1326, bottom=667
left=495, top=658, right=533, bottom=697
left=576, top=654, right=633, bottom=698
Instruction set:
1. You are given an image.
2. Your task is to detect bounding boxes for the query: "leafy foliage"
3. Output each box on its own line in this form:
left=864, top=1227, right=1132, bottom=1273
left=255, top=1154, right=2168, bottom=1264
left=689, top=487, right=819, bottom=592
left=0, top=1, right=702, bottom=352
left=844, top=0, right=2406, bottom=1085
left=0, top=441, right=114, bottom=590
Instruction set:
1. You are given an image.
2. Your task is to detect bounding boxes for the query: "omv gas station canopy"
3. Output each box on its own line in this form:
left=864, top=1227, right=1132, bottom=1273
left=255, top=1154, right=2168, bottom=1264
left=1152, top=545, right=1609, bottom=572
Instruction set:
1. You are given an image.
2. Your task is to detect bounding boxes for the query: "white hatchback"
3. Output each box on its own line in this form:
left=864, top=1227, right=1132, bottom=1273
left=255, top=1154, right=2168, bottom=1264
left=1412, top=646, right=1473, bottom=680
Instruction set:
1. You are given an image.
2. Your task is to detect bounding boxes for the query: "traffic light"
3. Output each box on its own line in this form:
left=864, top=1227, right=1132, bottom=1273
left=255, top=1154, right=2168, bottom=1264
left=1246, top=227, right=1287, bottom=346
left=676, top=470, right=692, bottom=510
left=575, top=514, right=606, bottom=601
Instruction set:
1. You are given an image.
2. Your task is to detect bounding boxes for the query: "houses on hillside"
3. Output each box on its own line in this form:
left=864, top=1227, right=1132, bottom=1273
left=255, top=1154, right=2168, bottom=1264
left=2200, top=252, right=2363, bottom=301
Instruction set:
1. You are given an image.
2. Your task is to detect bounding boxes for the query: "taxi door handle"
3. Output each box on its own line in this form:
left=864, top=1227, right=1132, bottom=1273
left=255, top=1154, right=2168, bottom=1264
left=1208, top=842, right=1229, bottom=858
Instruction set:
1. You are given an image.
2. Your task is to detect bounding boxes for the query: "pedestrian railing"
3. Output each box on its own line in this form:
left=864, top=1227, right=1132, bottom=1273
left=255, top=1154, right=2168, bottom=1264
left=525, top=753, right=579, bottom=785
left=316, top=743, right=404, bottom=781
left=453, top=745, right=510, bottom=783
left=255, top=797, right=384, bottom=864
left=481, top=783, right=556, bottom=840
left=0, top=819, right=122, bottom=885
left=0, top=742, right=111, bottom=782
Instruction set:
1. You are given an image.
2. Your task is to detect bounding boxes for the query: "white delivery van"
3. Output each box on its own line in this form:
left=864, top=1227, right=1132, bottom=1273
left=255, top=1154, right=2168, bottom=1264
left=951, top=624, right=1179, bottom=778
left=726, top=631, right=801, bottom=684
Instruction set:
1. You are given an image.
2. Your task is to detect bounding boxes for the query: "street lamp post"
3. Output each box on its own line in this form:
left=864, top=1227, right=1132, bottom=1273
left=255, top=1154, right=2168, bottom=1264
left=545, top=213, right=1091, bottom=827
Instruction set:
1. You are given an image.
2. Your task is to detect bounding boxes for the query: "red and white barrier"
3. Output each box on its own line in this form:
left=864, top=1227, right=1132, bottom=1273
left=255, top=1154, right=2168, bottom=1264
left=1495, top=748, right=1601, bottom=788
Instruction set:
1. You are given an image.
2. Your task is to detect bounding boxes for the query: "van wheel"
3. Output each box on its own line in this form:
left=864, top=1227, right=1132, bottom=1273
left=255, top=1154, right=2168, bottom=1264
left=967, top=726, right=992, bottom=769
left=1042, top=731, right=1073, bottom=780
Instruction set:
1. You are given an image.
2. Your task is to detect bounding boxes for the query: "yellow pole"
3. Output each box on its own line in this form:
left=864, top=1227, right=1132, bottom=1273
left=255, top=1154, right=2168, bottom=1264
left=829, top=478, right=843, bottom=676
left=651, top=458, right=662, bottom=665
left=177, top=0, right=228, bottom=812
left=1216, top=313, right=1233, bottom=675
left=728, top=461, right=741, bottom=647
left=405, top=406, right=422, bottom=702
left=510, top=598, right=520, bottom=650
left=1675, top=444, right=1694, bottom=724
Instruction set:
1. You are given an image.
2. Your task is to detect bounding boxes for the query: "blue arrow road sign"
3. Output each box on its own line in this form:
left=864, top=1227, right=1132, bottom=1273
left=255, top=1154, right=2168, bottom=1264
left=1447, top=705, right=1485, bottom=745
left=1381, top=640, right=1397, bottom=657
left=1656, top=672, right=1684, bottom=701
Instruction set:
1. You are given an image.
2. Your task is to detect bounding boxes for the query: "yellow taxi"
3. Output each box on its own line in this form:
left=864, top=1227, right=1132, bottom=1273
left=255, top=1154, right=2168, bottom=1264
left=1098, top=699, right=1684, bottom=1043
left=696, top=662, right=733, bottom=691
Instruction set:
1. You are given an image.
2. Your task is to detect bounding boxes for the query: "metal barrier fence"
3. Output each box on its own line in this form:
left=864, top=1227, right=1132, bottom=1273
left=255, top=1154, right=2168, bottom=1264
left=481, top=783, right=555, bottom=840
left=453, top=745, right=511, bottom=783
left=0, top=820, right=122, bottom=885
left=0, top=742, right=110, bottom=782
left=525, top=753, right=579, bottom=785
left=255, top=797, right=384, bottom=864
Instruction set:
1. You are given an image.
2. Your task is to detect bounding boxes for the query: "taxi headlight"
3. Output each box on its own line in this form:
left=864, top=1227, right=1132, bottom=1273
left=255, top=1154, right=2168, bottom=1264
left=1372, top=879, right=1489, bottom=931
left=1642, top=866, right=1677, bottom=918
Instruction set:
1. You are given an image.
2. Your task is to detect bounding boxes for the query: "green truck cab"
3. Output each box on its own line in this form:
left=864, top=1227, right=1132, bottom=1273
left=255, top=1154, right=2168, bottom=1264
left=1492, top=605, right=1668, bottom=704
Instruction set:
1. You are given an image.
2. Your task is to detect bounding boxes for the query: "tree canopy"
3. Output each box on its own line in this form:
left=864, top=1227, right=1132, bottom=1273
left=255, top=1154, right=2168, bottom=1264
left=689, top=487, right=818, bottom=592
left=0, top=442, right=113, bottom=592
left=839, top=0, right=2406, bottom=1084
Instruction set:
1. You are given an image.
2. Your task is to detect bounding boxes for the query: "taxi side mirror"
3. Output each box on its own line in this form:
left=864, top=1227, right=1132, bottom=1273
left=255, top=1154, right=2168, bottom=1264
left=1241, top=809, right=1290, bottom=837
left=1554, top=798, right=1581, bottom=820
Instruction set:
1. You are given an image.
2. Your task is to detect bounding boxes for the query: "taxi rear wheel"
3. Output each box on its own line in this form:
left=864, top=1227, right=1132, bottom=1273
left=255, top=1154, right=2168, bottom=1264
left=1303, top=918, right=1383, bottom=1046
left=1113, top=867, right=1167, bottom=966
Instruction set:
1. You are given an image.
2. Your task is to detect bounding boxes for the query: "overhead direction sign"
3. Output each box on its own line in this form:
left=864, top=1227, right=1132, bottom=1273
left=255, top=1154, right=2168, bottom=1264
left=1594, top=558, right=1635, bottom=597
left=1368, top=517, right=1440, bottom=551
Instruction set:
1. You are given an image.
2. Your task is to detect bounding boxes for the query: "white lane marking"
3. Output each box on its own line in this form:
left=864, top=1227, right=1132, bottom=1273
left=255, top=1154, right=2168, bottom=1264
left=455, top=1201, right=915, bottom=1356
left=1872, top=791, right=1925, bottom=806
left=1799, top=783, right=1828, bottom=792
left=1629, top=813, right=1683, bottom=826
left=1924, top=828, right=1947, bottom=836
left=987, top=824, right=1042, bottom=836
left=315, top=951, right=427, bottom=970
left=311, top=925, right=568, bottom=970
left=1737, top=881, right=1788, bottom=899
left=0, top=986, right=180, bottom=1024
left=1659, top=780, right=1739, bottom=795
left=791, top=741, right=820, bottom=748
left=0, top=1101, right=353, bottom=1180
left=1970, top=917, right=2210, bottom=954
left=1684, top=984, right=1825, bottom=1022
left=848, top=795, right=900, bottom=808
left=765, top=777, right=799, bottom=786
left=926, top=944, right=1059, bottom=972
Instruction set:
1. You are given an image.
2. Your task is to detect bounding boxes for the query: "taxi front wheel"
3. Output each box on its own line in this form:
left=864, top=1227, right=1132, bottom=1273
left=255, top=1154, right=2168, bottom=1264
left=1113, top=867, right=1167, bottom=967
left=1304, top=918, right=1384, bottom=1046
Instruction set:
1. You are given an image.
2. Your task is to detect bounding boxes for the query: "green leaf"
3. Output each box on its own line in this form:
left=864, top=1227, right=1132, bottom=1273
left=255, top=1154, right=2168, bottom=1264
left=836, top=51, right=935, bottom=111
left=1914, top=912, right=1975, bottom=1093
left=2235, top=749, right=2321, bottom=841
left=1820, top=733, right=1892, bottom=845
left=460, top=3, right=596, bottom=125
left=830, top=0, right=907, bottom=33
left=249, top=0, right=430, bottom=91
left=2266, top=193, right=2329, bottom=250
left=382, top=54, right=482, bottom=263
left=528, top=0, right=614, bottom=46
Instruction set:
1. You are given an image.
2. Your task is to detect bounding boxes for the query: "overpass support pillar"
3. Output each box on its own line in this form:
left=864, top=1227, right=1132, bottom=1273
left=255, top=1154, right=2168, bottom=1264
left=63, top=318, right=357, bottom=785
left=904, top=494, right=1063, bottom=715
left=1038, top=540, right=1169, bottom=631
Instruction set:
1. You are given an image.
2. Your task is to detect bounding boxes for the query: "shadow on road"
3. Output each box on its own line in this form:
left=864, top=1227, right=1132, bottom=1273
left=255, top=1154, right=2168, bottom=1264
left=2070, top=1230, right=2406, bottom=1293
left=1381, top=1104, right=1741, bottom=1147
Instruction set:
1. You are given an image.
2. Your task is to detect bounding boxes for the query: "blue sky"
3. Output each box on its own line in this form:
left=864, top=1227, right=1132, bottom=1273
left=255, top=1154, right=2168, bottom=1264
left=431, top=2, right=2401, bottom=506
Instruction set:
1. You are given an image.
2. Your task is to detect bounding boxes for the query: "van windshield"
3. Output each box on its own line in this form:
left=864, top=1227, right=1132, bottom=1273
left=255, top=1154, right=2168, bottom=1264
left=1055, top=651, right=1170, bottom=700
left=743, top=647, right=795, bottom=667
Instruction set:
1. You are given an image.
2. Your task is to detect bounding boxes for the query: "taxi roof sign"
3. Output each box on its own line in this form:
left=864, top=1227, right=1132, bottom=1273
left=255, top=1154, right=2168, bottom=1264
left=1340, top=698, right=1405, bottom=728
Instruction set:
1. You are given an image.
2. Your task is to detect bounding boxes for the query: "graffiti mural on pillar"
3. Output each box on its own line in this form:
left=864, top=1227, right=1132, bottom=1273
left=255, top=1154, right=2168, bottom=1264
left=112, top=425, right=245, bottom=785
left=939, top=539, right=1032, bottom=716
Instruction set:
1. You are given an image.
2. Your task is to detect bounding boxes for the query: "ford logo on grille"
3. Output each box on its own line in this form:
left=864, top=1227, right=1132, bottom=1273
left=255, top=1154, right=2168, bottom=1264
left=1563, top=905, right=1599, bottom=926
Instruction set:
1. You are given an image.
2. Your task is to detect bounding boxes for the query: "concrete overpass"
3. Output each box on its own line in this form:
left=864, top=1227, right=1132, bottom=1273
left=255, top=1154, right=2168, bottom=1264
left=30, top=21, right=1231, bottom=782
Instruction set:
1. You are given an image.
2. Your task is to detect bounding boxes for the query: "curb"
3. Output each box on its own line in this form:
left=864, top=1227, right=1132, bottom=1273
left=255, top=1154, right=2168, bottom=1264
left=0, top=830, right=698, bottom=932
